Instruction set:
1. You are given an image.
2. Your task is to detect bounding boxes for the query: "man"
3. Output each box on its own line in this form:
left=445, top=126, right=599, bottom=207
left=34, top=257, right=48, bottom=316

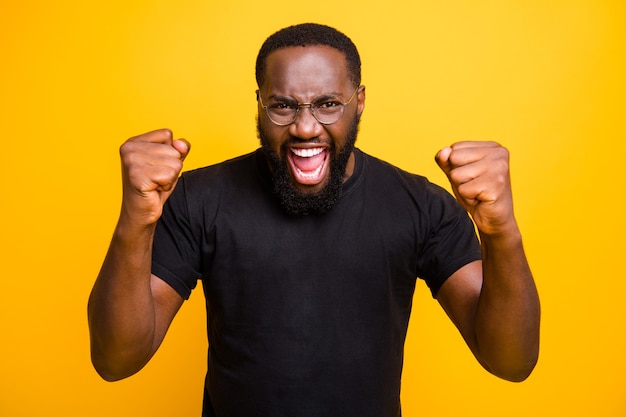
left=88, top=23, right=540, bottom=416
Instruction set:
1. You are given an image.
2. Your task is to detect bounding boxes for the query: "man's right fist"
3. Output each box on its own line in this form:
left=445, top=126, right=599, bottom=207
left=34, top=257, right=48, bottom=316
left=119, top=129, right=190, bottom=227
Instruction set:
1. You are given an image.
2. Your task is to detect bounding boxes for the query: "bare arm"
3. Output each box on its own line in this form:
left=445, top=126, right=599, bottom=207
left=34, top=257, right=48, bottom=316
left=88, top=129, right=190, bottom=381
left=434, top=142, right=540, bottom=382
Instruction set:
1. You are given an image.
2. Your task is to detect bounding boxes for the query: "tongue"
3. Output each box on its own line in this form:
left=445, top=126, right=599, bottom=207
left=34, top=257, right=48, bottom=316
left=292, top=151, right=326, bottom=173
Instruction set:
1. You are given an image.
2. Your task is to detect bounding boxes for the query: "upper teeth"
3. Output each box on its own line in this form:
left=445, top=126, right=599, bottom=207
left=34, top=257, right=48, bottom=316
left=291, top=147, right=324, bottom=157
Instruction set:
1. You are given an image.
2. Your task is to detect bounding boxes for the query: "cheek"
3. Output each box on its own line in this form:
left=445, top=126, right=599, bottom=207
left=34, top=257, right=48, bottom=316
left=328, top=122, right=355, bottom=152
left=258, top=119, right=285, bottom=149
left=269, top=131, right=290, bottom=154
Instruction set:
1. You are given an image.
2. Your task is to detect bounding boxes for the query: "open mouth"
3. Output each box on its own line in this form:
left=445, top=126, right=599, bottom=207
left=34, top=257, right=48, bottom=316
left=287, top=146, right=330, bottom=186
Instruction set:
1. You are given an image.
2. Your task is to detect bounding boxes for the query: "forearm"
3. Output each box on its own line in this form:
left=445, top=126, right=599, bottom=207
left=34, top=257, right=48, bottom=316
left=474, top=227, right=540, bottom=381
left=88, top=219, right=158, bottom=381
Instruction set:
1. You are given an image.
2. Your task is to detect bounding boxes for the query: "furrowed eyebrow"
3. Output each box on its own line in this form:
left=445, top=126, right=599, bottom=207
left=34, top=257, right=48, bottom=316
left=268, top=92, right=344, bottom=103
left=267, top=95, right=296, bottom=102
left=312, top=94, right=343, bottom=103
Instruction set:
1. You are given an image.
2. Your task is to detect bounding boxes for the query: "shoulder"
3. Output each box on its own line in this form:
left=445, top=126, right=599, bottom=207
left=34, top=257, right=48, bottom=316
left=163, top=150, right=268, bottom=219
left=181, top=150, right=260, bottom=185
left=175, top=150, right=270, bottom=197
left=357, top=149, right=456, bottom=207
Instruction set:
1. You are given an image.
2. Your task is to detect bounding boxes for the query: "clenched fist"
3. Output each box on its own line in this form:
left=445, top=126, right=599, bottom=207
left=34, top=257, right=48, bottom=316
left=119, top=129, right=190, bottom=227
left=435, top=141, right=516, bottom=237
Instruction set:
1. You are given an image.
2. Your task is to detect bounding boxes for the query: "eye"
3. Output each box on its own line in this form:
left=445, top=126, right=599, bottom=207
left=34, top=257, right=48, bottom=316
left=270, top=102, right=297, bottom=111
left=317, top=100, right=342, bottom=109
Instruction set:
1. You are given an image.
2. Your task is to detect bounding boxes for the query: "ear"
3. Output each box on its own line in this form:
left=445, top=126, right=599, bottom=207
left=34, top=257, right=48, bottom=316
left=356, top=85, right=366, bottom=116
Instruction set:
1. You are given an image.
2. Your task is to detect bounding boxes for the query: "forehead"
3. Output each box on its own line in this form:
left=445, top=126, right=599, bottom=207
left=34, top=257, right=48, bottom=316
left=262, top=45, right=351, bottom=97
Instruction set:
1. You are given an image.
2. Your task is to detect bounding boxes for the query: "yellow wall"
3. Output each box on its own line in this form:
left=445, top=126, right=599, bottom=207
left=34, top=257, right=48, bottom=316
left=1, top=1, right=624, bottom=415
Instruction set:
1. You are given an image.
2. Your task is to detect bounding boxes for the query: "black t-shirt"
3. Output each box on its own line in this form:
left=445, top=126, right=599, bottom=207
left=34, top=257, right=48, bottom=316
left=152, top=148, right=481, bottom=417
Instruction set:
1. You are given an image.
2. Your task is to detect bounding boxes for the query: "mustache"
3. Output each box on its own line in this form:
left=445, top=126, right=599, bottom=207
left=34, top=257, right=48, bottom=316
left=284, top=137, right=324, bottom=145
left=281, top=138, right=332, bottom=154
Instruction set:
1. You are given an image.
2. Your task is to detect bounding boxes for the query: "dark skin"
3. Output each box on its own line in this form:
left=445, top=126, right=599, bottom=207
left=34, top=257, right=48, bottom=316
left=88, top=45, right=539, bottom=383
left=435, top=142, right=540, bottom=380
left=257, top=46, right=362, bottom=193
left=88, top=129, right=187, bottom=380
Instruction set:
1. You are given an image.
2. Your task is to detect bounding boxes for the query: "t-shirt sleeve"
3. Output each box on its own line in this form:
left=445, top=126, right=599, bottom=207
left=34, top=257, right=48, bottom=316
left=151, top=175, right=202, bottom=300
left=416, top=182, right=482, bottom=298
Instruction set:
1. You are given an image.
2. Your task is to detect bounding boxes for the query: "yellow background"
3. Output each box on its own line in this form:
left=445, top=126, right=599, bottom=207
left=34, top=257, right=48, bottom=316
left=1, top=1, right=624, bottom=415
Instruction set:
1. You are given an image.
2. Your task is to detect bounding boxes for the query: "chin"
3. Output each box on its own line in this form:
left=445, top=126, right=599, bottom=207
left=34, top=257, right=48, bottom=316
left=290, top=174, right=331, bottom=194
left=256, top=114, right=360, bottom=216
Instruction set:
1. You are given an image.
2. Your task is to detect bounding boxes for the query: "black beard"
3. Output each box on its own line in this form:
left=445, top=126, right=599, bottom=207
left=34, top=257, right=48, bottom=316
left=257, top=115, right=360, bottom=217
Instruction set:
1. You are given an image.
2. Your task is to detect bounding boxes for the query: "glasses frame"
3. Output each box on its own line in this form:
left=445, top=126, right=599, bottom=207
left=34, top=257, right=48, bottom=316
left=257, top=86, right=361, bottom=126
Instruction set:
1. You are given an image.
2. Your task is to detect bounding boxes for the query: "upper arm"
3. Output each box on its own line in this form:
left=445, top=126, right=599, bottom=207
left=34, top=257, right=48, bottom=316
left=150, top=274, right=185, bottom=350
left=435, top=260, right=483, bottom=356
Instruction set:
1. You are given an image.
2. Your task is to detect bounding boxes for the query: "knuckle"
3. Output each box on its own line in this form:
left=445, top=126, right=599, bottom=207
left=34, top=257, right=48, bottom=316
left=156, top=164, right=181, bottom=185
left=121, top=148, right=141, bottom=169
left=164, top=166, right=180, bottom=182
left=119, top=140, right=144, bottom=162
left=448, top=169, right=462, bottom=184
left=496, top=145, right=509, bottom=160
left=449, top=169, right=468, bottom=186
left=448, top=148, right=462, bottom=164
left=494, top=156, right=510, bottom=175
left=171, top=158, right=183, bottom=173
left=119, top=140, right=133, bottom=157
left=456, top=182, right=474, bottom=200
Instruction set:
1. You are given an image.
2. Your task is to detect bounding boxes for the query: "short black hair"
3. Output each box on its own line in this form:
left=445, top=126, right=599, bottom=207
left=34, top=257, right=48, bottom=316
left=255, top=23, right=361, bottom=88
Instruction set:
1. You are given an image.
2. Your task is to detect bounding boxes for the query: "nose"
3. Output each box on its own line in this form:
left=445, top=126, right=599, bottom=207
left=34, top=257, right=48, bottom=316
left=288, top=105, right=323, bottom=140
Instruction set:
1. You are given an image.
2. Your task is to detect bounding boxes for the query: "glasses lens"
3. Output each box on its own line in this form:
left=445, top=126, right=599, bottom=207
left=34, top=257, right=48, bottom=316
left=262, top=95, right=351, bottom=126
left=313, top=102, right=344, bottom=124
left=267, top=105, right=296, bottom=125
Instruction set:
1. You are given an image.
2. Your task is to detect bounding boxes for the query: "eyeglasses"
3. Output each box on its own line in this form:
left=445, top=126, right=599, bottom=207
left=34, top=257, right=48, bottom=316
left=257, top=86, right=360, bottom=126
